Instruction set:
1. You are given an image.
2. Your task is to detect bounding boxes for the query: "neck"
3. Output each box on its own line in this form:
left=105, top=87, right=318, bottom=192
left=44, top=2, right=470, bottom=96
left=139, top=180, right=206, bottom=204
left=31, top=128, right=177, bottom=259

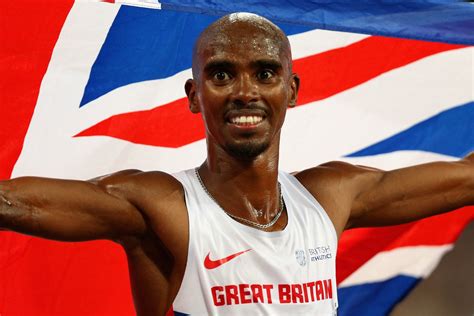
left=203, top=138, right=280, bottom=189
left=197, top=139, right=283, bottom=229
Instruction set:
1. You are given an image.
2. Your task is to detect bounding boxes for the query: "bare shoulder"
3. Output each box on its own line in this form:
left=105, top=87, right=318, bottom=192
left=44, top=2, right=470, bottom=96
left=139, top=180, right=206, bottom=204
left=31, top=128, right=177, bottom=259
left=294, top=161, right=384, bottom=236
left=90, top=169, right=186, bottom=231
left=93, top=169, right=188, bottom=252
left=295, top=161, right=382, bottom=188
left=89, top=169, right=184, bottom=202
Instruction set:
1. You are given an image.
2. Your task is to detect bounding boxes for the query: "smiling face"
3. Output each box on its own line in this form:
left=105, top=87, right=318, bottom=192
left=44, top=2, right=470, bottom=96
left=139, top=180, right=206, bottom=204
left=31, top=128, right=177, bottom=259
left=186, top=13, right=299, bottom=160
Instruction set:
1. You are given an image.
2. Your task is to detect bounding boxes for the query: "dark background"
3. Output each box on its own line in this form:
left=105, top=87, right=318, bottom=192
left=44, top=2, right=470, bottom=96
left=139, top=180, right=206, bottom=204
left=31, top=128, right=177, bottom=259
left=391, top=222, right=473, bottom=315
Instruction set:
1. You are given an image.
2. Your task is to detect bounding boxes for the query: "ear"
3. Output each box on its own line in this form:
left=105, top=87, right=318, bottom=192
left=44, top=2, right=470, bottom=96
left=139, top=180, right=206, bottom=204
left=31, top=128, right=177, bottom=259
left=288, top=73, right=300, bottom=108
left=185, top=79, right=200, bottom=113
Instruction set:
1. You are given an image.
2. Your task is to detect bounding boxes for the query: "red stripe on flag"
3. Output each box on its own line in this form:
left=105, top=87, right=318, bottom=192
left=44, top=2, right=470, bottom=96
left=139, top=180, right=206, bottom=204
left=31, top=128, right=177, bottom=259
left=294, top=36, right=465, bottom=105
left=0, top=1, right=74, bottom=179
left=75, top=36, right=465, bottom=148
left=75, top=97, right=205, bottom=148
left=336, top=206, right=474, bottom=284
left=0, top=235, right=135, bottom=316
left=0, top=4, right=135, bottom=316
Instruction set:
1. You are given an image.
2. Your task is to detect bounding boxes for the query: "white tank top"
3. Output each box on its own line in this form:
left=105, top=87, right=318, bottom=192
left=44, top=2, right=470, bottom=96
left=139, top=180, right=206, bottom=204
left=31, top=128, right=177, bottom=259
left=172, top=169, right=338, bottom=315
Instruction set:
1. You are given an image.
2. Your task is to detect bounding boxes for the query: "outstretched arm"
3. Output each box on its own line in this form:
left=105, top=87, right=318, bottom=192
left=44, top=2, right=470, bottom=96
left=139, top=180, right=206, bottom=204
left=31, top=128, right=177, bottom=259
left=0, top=170, right=147, bottom=242
left=348, top=152, right=474, bottom=229
left=297, top=153, right=474, bottom=235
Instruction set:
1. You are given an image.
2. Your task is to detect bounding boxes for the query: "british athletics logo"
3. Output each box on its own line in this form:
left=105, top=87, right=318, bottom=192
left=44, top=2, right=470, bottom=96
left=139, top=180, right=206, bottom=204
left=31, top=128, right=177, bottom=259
left=296, top=246, right=333, bottom=266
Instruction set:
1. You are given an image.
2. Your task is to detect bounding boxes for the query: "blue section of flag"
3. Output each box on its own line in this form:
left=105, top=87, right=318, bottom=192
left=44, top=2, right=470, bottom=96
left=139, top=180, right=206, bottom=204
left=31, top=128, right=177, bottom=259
left=80, top=6, right=313, bottom=107
left=173, top=311, right=189, bottom=316
left=338, top=275, right=420, bottom=316
left=161, top=0, right=474, bottom=45
left=346, top=101, right=474, bottom=158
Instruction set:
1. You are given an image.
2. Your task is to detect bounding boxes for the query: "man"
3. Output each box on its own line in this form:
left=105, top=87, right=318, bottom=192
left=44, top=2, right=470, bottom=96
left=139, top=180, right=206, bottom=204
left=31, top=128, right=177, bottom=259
left=0, top=12, right=473, bottom=316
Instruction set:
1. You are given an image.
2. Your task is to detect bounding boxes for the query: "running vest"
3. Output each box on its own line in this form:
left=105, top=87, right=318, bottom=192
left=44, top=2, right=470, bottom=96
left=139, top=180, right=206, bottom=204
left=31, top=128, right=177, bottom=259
left=172, top=169, right=338, bottom=315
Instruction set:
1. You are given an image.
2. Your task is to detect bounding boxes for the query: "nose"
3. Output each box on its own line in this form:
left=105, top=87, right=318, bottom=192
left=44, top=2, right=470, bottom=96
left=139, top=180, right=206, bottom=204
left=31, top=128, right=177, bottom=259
left=230, top=73, right=259, bottom=106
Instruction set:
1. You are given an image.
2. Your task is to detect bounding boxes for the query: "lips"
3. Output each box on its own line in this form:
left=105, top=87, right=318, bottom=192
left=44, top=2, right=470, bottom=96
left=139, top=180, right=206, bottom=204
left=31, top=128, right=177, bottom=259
left=225, top=109, right=267, bottom=127
left=229, top=115, right=263, bottom=125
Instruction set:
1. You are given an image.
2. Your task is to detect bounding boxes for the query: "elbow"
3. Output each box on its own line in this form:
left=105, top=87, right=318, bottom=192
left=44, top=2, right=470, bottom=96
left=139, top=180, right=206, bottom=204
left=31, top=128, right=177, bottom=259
left=462, top=152, right=474, bottom=183
left=0, top=194, right=12, bottom=228
left=460, top=154, right=474, bottom=204
left=0, top=179, right=40, bottom=231
left=0, top=182, right=11, bottom=228
left=469, top=160, right=474, bottom=198
left=1, top=193, right=13, bottom=207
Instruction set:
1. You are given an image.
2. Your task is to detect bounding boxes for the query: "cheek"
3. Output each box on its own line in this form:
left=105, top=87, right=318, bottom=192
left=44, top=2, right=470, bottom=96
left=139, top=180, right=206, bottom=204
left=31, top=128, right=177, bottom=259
left=266, top=84, right=290, bottom=108
left=198, top=85, right=220, bottom=110
left=198, top=91, right=226, bottom=130
left=200, top=83, right=231, bottom=106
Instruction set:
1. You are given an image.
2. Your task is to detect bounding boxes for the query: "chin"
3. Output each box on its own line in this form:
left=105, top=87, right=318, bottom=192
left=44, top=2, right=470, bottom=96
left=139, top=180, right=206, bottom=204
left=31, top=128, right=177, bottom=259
left=224, top=139, right=270, bottom=160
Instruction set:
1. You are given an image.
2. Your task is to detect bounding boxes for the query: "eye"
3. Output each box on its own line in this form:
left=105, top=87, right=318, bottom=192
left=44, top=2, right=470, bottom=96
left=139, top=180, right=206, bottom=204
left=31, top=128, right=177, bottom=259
left=257, top=70, right=274, bottom=81
left=213, top=71, right=231, bottom=82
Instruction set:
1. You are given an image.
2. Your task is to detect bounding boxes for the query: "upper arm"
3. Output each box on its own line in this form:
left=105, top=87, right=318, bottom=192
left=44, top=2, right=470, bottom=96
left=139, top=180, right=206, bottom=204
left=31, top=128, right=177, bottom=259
left=0, top=170, right=148, bottom=242
left=297, top=153, right=474, bottom=233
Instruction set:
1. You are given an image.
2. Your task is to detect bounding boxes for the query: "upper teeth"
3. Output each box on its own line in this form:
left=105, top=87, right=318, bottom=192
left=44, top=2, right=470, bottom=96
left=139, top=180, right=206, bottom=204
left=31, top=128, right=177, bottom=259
left=230, top=116, right=263, bottom=125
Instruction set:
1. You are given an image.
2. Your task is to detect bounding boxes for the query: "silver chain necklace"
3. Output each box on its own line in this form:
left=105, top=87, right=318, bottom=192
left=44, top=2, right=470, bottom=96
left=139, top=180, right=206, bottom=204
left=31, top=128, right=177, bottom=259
left=194, top=168, right=285, bottom=230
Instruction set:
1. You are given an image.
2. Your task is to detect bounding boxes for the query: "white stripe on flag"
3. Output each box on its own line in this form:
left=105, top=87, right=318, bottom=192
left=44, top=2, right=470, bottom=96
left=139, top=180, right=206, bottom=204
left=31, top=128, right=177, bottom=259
left=289, top=29, right=369, bottom=60
left=339, top=245, right=454, bottom=288
left=280, top=47, right=473, bottom=171
left=74, top=69, right=192, bottom=133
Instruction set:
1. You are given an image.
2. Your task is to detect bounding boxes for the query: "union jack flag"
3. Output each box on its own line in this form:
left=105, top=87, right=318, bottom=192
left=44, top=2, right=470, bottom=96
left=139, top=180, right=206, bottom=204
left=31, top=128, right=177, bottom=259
left=0, top=1, right=473, bottom=315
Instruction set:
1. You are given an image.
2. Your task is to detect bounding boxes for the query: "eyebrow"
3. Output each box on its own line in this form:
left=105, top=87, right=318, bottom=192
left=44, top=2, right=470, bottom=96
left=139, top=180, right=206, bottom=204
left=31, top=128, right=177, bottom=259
left=203, top=59, right=284, bottom=74
left=251, top=59, right=283, bottom=71
left=203, top=60, right=235, bottom=74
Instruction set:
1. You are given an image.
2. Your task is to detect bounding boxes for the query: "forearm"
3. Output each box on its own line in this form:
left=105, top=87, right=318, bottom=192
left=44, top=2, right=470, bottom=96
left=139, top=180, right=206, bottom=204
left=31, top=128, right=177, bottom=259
left=0, top=179, right=34, bottom=232
left=0, top=177, right=144, bottom=241
left=350, top=155, right=474, bottom=228
left=1, top=177, right=94, bottom=239
left=463, top=151, right=474, bottom=196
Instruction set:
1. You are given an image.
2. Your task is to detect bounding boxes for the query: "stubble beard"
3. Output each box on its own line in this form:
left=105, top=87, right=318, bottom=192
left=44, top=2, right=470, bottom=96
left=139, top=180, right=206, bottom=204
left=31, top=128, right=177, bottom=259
left=224, top=138, right=271, bottom=160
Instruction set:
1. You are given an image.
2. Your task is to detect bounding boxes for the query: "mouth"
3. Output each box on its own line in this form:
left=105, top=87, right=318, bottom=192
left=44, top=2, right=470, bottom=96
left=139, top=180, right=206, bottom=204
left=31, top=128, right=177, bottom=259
left=228, top=115, right=264, bottom=126
left=225, top=109, right=267, bottom=128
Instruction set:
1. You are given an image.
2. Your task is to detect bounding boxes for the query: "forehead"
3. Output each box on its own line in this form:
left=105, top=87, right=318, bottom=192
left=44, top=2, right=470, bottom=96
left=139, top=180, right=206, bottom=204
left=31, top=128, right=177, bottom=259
left=195, top=17, right=289, bottom=69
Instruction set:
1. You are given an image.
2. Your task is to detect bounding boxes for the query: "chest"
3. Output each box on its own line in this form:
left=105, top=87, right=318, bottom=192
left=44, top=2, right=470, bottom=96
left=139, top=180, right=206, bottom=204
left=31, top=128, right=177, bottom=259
left=187, top=202, right=338, bottom=307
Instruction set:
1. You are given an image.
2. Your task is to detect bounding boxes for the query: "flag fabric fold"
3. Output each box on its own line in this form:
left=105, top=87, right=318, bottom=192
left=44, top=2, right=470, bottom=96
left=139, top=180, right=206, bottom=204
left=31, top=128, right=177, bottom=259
left=160, top=0, right=474, bottom=45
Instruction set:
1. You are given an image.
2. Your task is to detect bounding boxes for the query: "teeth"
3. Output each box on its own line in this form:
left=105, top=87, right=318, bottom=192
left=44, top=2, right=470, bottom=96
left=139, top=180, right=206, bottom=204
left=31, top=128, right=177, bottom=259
left=230, top=116, right=263, bottom=125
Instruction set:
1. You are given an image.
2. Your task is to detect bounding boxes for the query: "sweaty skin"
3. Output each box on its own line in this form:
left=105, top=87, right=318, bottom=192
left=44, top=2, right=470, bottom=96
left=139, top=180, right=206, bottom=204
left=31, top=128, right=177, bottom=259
left=0, top=13, right=473, bottom=316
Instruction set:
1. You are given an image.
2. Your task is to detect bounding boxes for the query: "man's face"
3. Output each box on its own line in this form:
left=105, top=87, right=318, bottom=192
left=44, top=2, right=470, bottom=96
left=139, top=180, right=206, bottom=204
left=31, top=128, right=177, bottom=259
left=186, top=19, right=298, bottom=159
